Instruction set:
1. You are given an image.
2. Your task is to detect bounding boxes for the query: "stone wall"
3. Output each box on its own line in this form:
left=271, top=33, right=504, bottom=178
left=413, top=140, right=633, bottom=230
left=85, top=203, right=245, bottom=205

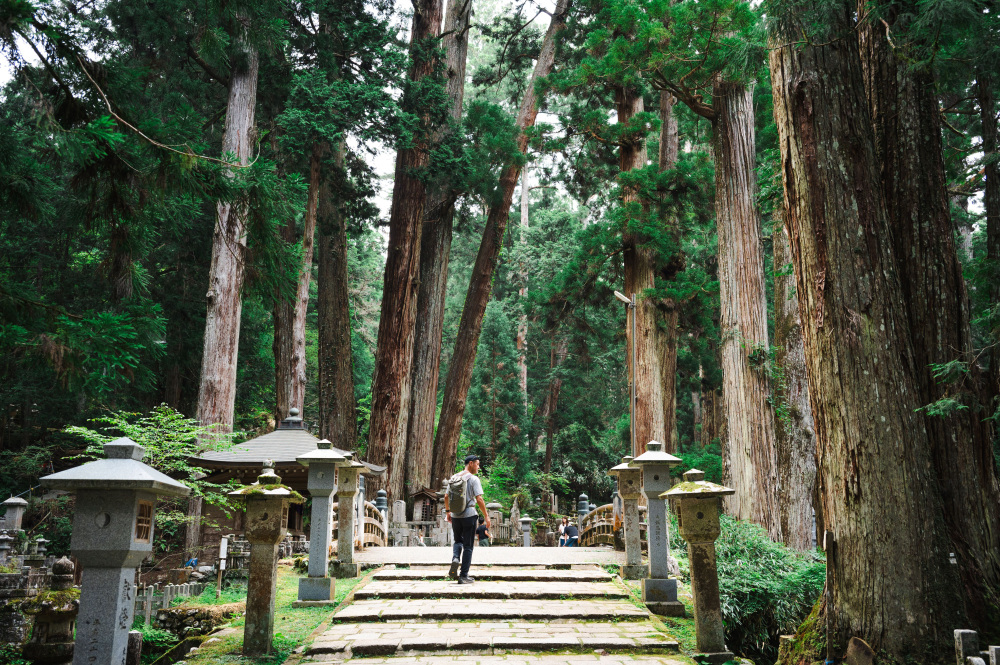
left=153, top=601, right=246, bottom=637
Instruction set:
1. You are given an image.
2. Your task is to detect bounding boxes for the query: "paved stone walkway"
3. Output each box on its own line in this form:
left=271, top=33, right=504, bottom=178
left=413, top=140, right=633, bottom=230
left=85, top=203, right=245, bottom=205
left=355, top=547, right=626, bottom=566
left=301, top=563, right=691, bottom=665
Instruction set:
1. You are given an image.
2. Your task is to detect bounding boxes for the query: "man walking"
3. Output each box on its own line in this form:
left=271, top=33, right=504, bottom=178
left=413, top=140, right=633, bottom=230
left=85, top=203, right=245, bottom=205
left=445, top=454, right=490, bottom=584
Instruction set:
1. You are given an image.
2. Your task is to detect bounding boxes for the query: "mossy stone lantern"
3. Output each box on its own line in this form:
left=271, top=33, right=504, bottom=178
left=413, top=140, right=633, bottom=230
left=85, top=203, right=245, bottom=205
left=663, top=468, right=735, bottom=663
left=332, top=454, right=365, bottom=579
left=229, top=461, right=304, bottom=657
left=39, top=438, right=189, bottom=665
left=631, top=439, right=684, bottom=617
left=295, top=440, right=345, bottom=603
left=608, top=456, right=645, bottom=579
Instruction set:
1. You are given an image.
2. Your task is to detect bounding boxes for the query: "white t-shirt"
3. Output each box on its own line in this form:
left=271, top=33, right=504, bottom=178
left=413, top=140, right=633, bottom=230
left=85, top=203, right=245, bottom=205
left=450, top=472, right=484, bottom=518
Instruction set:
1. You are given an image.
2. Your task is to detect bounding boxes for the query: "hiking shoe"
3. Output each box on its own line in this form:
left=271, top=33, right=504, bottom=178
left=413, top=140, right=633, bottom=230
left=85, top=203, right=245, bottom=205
left=448, top=558, right=460, bottom=579
left=457, top=576, right=474, bottom=584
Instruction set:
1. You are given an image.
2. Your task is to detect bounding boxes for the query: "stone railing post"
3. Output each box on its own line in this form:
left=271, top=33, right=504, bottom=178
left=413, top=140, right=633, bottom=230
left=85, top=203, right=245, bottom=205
left=609, top=456, right=645, bottom=579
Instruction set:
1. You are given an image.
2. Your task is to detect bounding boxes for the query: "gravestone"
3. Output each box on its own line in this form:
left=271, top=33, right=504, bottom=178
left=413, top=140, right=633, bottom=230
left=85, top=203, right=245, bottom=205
left=391, top=500, right=406, bottom=525
left=296, top=439, right=345, bottom=603
left=632, top=440, right=684, bottom=617
left=609, top=456, right=645, bottom=579
left=577, top=493, right=589, bottom=519
left=21, top=556, right=79, bottom=665
left=229, top=461, right=301, bottom=656
left=0, top=497, right=28, bottom=531
left=332, top=455, right=365, bottom=578
left=40, top=438, right=189, bottom=665
left=519, top=517, right=533, bottom=548
left=664, top=468, right=735, bottom=663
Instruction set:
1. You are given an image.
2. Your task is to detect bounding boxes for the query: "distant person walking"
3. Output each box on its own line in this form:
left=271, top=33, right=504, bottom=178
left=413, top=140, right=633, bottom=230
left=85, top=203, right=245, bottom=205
left=477, top=516, right=491, bottom=546
left=445, top=454, right=490, bottom=584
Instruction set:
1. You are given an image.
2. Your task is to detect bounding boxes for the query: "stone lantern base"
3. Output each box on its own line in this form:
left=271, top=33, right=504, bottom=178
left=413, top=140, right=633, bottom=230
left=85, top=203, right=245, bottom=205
left=642, top=578, right=685, bottom=617
left=694, top=650, right=734, bottom=664
left=330, top=561, right=360, bottom=579
left=620, top=564, right=647, bottom=580
left=297, top=576, right=335, bottom=602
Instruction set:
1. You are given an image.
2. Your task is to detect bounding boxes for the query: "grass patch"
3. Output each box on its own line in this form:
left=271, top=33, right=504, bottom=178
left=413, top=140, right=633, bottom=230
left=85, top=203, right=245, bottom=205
left=176, top=564, right=363, bottom=665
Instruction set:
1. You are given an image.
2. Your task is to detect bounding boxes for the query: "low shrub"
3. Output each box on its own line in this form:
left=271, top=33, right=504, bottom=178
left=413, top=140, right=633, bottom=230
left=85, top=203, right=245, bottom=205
left=671, top=514, right=825, bottom=664
left=131, top=619, right=178, bottom=664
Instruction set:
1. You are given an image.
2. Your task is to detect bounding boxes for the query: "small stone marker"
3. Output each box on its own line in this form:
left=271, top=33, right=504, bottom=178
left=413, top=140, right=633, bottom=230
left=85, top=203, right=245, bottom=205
left=391, top=500, right=407, bottom=525
left=229, top=461, right=302, bottom=656
left=40, top=438, right=190, bottom=665
left=663, top=468, right=735, bottom=663
left=632, top=440, right=684, bottom=617
left=608, top=456, right=645, bottom=579
left=332, top=455, right=365, bottom=578
left=0, top=496, right=28, bottom=531
left=956, top=630, right=979, bottom=665
left=296, top=439, right=346, bottom=603
left=519, top=517, right=534, bottom=548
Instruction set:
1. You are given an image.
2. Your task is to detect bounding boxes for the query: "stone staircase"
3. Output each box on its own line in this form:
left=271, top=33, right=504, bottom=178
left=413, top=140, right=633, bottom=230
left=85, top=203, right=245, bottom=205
left=301, top=564, right=692, bottom=665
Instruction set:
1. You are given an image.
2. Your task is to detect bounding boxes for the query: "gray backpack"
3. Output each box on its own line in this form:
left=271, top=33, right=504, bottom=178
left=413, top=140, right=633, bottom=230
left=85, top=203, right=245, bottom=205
left=447, top=472, right=471, bottom=514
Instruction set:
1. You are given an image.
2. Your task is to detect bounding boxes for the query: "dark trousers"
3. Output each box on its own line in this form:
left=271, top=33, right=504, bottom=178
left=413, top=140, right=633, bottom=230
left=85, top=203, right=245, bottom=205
left=451, top=515, right=478, bottom=577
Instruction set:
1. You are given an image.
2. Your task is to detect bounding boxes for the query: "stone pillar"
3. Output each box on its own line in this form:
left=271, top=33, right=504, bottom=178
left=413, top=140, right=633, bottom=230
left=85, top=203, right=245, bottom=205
left=0, top=534, right=12, bottom=563
left=520, top=517, right=533, bottom=548
left=296, top=440, right=344, bottom=603
left=609, top=456, right=645, bottom=579
left=391, top=500, right=407, bottom=525
left=375, top=490, right=388, bottom=520
left=0, top=497, right=28, bottom=531
left=232, top=462, right=297, bottom=657
left=22, top=556, right=80, bottom=665
left=664, top=469, right=735, bottom=663
left=632, top=440, right=684, bottom=617
left=333, top=457, right=364, bottom=578
left=576, top=494, right=589, bottom=520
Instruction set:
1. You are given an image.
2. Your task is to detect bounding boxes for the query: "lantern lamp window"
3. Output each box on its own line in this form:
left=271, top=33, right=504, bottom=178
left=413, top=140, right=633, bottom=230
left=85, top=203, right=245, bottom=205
left=135, top=500, right=153, bottom=542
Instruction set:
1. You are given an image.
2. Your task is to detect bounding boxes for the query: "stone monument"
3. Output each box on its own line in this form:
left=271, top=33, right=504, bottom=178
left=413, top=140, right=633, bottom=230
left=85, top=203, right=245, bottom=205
left=332, top=454, right=365, bottom=578
left=40, top=438, right=190, bottom=665
left=229, top=461, right=303, bottom=657
left=577, top=493, right=589, bottom=520
left=0, top=496, right=28, bottom=531
left=631, top=440, right=684, bottom=617
left=664, top=468, right=735, bottom=663
left=21, top=556, right=80, bottom=665
left=295, top=439, right=345, bottom=603
left=608, top=456, right=645, bottom=579
left=519, top=517, right=533, bottom=548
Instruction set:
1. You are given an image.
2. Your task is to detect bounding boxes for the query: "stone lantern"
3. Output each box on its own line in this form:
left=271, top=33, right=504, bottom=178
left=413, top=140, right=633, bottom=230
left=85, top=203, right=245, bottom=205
left=295, top=439, right=345, bottom=603
left=332, top=454, right=365, bottom=579
left=663, top=469, right=735, bottom=663
left=39, top=438, right=190, bottom=665
left=229, top=461, right=303, bottom=657
left=576, top=493, right=589, bottom=519
left=608, top=456, right=645, bottom=579
left=631, top=439, right=684, bottom=617
left=21, top=556, right=80, bottom=665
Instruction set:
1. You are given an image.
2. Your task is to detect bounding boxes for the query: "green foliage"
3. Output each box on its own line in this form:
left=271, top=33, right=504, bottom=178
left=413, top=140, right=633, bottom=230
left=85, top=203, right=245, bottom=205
left=673, top=443, right=723, bottom=484
left=0, top=644, right=29, bottom=665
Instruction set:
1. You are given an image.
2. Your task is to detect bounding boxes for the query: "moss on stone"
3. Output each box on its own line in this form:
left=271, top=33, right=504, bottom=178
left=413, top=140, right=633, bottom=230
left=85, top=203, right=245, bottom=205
left=233, top=484, right=305, bottom=503
left=776, top=595, right=825, bottom=665
left=20, top=588, right=81, bottom=614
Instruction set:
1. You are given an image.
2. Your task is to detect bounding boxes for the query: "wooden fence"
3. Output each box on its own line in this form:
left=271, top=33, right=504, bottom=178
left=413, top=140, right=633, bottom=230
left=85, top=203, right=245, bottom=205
left=134, top=582, right=208, bottom=625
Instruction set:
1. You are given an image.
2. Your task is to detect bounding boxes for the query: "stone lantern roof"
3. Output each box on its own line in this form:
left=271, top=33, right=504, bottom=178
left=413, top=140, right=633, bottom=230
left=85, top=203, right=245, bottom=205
left=40, top=438, right=190, bottom=497
left=295, top=439, right=347, bottom=467
left=229, top=461, right=304, bottom=502
left=2, top=497, right=28, bottom=508
left=194, top=408, right=385, bottom=476
left=607, top=455, right=636, bottom=477
left=661, top=469, right=735, bottom=499
left=630, top=440, right=681, bottom=467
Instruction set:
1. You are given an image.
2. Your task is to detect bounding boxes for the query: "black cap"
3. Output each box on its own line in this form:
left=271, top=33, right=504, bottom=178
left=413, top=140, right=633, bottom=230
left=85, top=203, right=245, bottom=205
left=464, top=454, right=480, bottom=464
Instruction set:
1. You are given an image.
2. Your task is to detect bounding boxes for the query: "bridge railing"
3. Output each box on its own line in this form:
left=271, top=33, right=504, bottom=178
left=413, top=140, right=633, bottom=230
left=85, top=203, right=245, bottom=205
left=579, top=503, right=616, bottom=547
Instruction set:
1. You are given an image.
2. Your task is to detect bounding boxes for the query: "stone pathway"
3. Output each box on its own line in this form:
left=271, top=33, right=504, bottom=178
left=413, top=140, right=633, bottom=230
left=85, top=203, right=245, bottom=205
left=300, top=563, right=692, bottom=665
left=355, top=547, right=625, bottom=567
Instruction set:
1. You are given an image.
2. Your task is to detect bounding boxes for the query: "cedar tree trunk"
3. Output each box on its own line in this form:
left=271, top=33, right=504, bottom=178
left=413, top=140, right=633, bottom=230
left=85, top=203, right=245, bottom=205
left=317, top=141, right=356, bottom=445
left=542, top=335, right=569, bottom=473
left=980, top=71, right=1000, bottom=411
left=769, top=7, right=967, bottom=655
left=859, top=12, right=1000, bottom=625
left=657, top=90, right=681, bottom=453
left=431, top=0, right=571, bottom=488
left=405, top=0, right=472, bottom=495
left=197, top=25, right=259, bottom=432
left=367, top=0, right=444, bottom=499
left=773, top=219, right=816, bottom=551
left=712, top=79, right=780, bottom=539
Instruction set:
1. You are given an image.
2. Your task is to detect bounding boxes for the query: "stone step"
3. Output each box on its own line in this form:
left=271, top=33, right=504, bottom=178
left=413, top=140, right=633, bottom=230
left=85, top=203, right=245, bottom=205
left=304, top=620, right=679, bottom=661
left=305, top=657, right=690, bottom=665
left=331, top=599, right=650, bottom=623
left=354, top=580, right=626, bottom=600
left=373, top=568, right=613, bottom=582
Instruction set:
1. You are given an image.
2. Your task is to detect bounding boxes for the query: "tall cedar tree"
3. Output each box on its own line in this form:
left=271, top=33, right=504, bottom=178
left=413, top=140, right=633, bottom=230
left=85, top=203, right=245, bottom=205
left=769, top=0, right=968, bottom=656
left=431, top=0, right=573, bottom=488
left=367, top=0, right=446, bottom=498
left=857, top=0, right=1000, bottom=628
left=406, top=0, right=475, bottom=495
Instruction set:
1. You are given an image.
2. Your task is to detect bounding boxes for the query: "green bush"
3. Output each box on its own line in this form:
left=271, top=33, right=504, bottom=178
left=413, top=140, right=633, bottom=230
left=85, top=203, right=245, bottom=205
left=671, top=514, right=825, bottom=664
left=0, top=644, right=29, bottom=665
left=130, top=619, right=178, bottom=664
left=671, top=442, right=723, bottom=484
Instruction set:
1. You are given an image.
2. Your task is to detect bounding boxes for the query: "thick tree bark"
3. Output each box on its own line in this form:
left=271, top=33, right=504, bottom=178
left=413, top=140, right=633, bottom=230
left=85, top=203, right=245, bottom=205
left=859, top=12, right=1000, bottom=626
left=197, top=25, right=259, bottom=432
left=981, top=71, right=1000, bottom=411
left=517, top=168, right=530, bottom=424
left=773, top=220, right=816, bottom=551
left=542, top=335, right=568, bottom=473
left=273, top=220, right=295, bottom=422
left=712, top=79, right=780, bottom=539
left=317, top=142, right=356, bottom=446
left=618, top=87, right=666, bottom=457
left=405, top=0, right=472, bottom=495
left=769, top=7, right=967, bottom=655
left=367, top=0, right=445, bottom=499
left=657, top=90, right=680, bottom=453
left=431, top=0, right=571, bottom=488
